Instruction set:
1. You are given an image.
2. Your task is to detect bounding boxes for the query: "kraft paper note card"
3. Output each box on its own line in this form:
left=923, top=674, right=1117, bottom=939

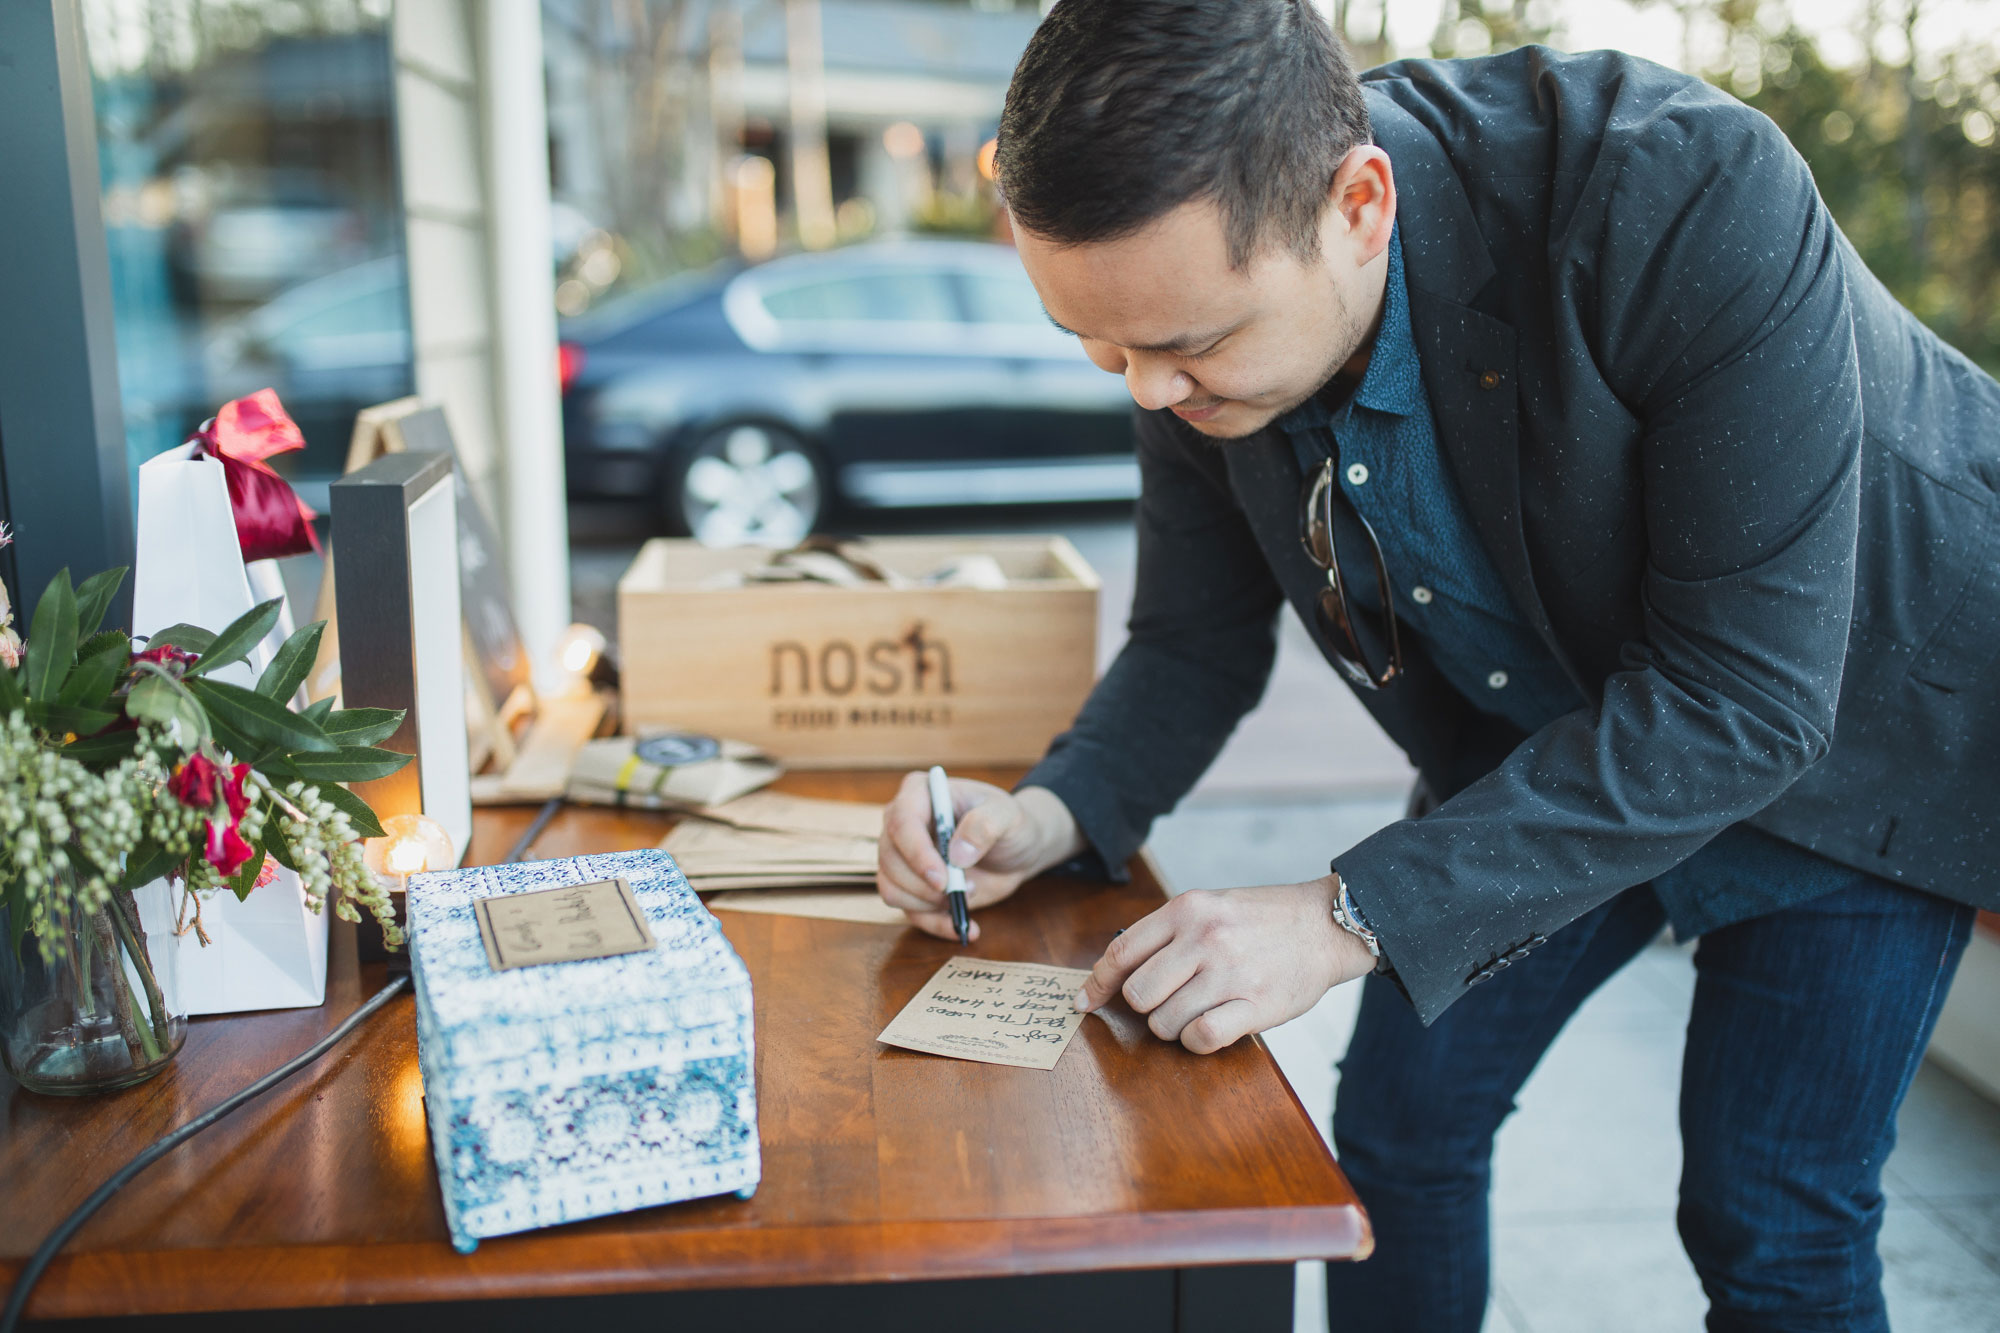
left=692, top=791, right=884, bottom=841
left=707, top=888, right=910, bottom=927
left=474, top=878, right=656, bottom=971
left=877, top=957, right=1094, bottom=1070
left=659, top=821, right=876, bottom=891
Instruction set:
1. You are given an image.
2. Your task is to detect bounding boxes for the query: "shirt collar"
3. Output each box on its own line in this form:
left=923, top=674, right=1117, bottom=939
left=1277, top=221, right=1421, bottom=435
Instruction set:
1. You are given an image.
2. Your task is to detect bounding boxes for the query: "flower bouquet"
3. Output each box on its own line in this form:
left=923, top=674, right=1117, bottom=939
left=0, top=549, right=411, bottom=1094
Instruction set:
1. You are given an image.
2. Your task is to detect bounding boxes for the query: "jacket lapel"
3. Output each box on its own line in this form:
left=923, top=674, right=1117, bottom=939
left=1367, top=91, right=1585, bottom=692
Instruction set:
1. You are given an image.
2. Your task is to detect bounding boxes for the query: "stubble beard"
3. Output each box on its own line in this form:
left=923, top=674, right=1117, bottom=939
left=1183, top=287, right=1372, bottom=442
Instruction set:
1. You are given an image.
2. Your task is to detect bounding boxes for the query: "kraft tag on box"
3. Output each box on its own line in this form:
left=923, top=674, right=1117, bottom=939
left=474, top=878, right=657, bottom=971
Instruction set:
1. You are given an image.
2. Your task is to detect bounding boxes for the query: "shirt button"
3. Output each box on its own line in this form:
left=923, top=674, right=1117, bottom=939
left=1345, top=462, right=1369, bottom=486
left=1478, top=370, right=1502, bottom=390
left=1487, top=670, right=1509, bottom=690
left=1411, top=586, right=1434, bottom=605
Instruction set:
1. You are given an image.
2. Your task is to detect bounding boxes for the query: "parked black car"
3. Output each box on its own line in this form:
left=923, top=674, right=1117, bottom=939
left=559, top=240, right=1137, bottom=545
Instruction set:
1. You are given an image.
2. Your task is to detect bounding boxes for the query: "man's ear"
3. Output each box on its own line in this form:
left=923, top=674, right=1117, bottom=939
left=1324, top=145, right=1396, bottom=268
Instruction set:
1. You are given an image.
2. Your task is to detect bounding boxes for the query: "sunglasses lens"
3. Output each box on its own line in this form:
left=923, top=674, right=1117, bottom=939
left=1307, top=516, right=1334, bottom=566
left=1298, top=457, right=1401, bottom=689
left=1317, top=587, right=1354, bottom=639
left=1300, top=473, right=1335, bottom=567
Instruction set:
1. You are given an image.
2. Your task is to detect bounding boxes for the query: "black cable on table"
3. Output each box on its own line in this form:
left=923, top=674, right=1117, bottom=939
left=0, top=972, right=409, bottom=1333
left=0, top=802, right=565, bottom=1332
left=504, top=796, right=566, bottom=865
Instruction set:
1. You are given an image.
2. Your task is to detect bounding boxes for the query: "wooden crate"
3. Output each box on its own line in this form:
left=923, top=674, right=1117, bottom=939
left=617, top=536, right=1099, bottom=768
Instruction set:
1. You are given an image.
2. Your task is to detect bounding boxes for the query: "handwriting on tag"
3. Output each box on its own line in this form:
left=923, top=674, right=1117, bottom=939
left=877, top=956, right=1093, bottom=1070
left=475, top=878, right=656, bottom=971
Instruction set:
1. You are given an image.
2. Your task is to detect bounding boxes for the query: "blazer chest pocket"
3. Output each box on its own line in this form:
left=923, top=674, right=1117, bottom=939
left=1907, top=500, right=2000, bottom=694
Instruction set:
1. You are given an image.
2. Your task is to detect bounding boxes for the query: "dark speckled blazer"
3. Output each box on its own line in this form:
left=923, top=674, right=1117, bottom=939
left=1021, top=47, right=2000, bottom=1024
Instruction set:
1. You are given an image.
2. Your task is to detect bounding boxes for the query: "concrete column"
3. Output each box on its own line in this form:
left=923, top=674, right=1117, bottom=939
left=477, top=0, right=571, bottom=694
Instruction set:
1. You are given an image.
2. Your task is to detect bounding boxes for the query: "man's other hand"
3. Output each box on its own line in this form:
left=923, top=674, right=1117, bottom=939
left=1073, top=877, right=1378, bottom=1054
left=876, top=776, right=1085, bottom=941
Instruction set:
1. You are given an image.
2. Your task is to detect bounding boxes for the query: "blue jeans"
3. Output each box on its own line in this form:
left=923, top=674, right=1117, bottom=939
left=1324, top=875, right=1974, bottom=1332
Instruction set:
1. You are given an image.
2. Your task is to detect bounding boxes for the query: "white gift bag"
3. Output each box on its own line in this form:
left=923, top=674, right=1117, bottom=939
left=131, top=445, right=328, bottom=1014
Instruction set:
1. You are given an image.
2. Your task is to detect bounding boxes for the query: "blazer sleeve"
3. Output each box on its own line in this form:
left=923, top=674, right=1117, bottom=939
left=1337, top=96, right=1866, bottom=1023
left=1019, top=407, right=1286, bottom=875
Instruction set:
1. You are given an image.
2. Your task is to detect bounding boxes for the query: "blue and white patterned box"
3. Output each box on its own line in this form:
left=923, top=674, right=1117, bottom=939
left=406, top=850, right=759, bottom=1253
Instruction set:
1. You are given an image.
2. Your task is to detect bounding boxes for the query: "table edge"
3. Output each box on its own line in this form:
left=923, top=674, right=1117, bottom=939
left=11, top=1205, right=1373, bottom=1318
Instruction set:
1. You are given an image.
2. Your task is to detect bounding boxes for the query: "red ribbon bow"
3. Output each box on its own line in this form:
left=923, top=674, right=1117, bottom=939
left=190, top=388, right=321, bottom=563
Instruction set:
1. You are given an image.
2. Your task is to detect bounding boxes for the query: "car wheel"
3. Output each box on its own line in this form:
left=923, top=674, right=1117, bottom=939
left=668, top=422, right=825, bottom=547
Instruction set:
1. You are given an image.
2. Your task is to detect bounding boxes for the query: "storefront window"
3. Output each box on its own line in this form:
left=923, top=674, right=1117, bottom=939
left=82, top=0, right=413, bottom=497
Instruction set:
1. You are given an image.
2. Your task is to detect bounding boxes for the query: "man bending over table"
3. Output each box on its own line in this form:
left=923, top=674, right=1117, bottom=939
left=874, top=2, right=2000, bottom=1328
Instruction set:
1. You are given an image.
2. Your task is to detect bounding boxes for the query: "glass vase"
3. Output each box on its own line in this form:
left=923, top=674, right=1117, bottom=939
left=0, top=878, right=186, bottom=1095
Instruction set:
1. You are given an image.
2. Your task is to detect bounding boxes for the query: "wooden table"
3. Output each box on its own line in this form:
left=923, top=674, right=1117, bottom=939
left=1, top=770, right=1368, bottom=1330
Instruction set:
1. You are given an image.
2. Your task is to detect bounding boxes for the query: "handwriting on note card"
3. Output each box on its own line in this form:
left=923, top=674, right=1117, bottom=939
left=876, top=957, right=1094, bottom=1070
left=475, top=878, right=657, bottom=971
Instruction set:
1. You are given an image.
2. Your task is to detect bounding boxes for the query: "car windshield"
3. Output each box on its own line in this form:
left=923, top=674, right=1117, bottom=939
left=562, top=261, right=735, bottom=342
left=958, top=270, right=1049, bottom=327
left=758, top=270, right=958, bottom=323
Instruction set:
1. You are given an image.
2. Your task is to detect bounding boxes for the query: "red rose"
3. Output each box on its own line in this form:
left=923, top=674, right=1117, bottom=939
left=168, top=753, right=223, bottom=809
left=206, top=819, right=256, bottom=878
left=170, top=754, right=260, bottom=878
left=221, top=762, right=252, bottom=821
left=134, top=644, right=200, bottom=672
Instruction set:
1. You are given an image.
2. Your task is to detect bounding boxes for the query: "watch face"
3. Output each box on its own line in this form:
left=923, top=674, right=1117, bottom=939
left=634, top=732, right=721, bottom=768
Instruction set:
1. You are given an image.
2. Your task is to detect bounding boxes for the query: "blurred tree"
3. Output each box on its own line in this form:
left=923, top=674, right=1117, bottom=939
left=1326, top=1, right=2000, bottom=372
left=1691, top=3, right=2000, bottom=373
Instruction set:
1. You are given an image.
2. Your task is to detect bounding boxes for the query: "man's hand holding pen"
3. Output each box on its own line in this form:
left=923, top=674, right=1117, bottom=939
left=876, top=776, right=1375, bottom=1053
left=876, top=775, right=1084, bottom=945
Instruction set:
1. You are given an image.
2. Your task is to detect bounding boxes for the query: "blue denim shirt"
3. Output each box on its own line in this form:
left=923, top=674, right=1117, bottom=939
left=1278, top=224, right=1584, bottom=736
left=1276, top=225, right=1860, bottom=939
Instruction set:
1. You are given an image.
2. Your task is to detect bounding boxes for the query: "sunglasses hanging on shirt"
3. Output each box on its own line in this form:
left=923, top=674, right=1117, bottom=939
left=1299, top=456, right=1404, bottom=690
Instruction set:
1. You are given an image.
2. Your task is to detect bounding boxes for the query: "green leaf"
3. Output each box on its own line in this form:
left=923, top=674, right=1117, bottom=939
left=199, top=711, right=275, bottom=769
left=185, top=677, right=336, bottom=754
left=61, top=729, right=140, bottom=765
left=258, top=815, right=302, bottom=872
left=29, top=703, right=119, bottom=736
left=227, top=851, right=262, bottom=902
left=185, top=599, right=282, bottom=679
left=311, top=780, right=388, bottom=840
left=0, top=664, right=25, bottom=717
left=59, top=633, right=128, bottom=710
left=255, top=620, right=324, bottom=702
left=284, top=745, right=413, bottom=783
left=125, top=674, right=180, bottom=726
left=73, top=567, right=127, bottom=637
left=301, top=697, right=335, bottom=725
left=24, top=569, right=78, bottom=701
left=146, top=623, right=216, bottom=655
left=123, top=841, right=180, bottom=892
left=78, top=630, right=127, bottom=661
left=126, top=671, right=208, bottom=743
left=320, top=707, right=405, bottom=747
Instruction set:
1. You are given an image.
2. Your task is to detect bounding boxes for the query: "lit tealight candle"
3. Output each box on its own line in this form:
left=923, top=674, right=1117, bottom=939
left=363, top=813, right=455, bottom=890
left=387, top=836, right=429, bottom=876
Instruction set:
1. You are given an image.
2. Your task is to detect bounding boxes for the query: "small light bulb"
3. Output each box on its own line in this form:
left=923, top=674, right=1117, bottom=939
left=387, top=837, right=428, bottom=875
left=552, top=622, right=607, bottom=691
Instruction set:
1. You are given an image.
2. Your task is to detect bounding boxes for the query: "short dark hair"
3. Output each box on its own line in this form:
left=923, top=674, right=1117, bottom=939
left=996, top=0, right=1372, bottom=268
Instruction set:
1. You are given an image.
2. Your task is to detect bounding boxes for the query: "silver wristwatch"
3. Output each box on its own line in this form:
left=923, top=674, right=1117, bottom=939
left=1330, top=871, right=1384, bottom=964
